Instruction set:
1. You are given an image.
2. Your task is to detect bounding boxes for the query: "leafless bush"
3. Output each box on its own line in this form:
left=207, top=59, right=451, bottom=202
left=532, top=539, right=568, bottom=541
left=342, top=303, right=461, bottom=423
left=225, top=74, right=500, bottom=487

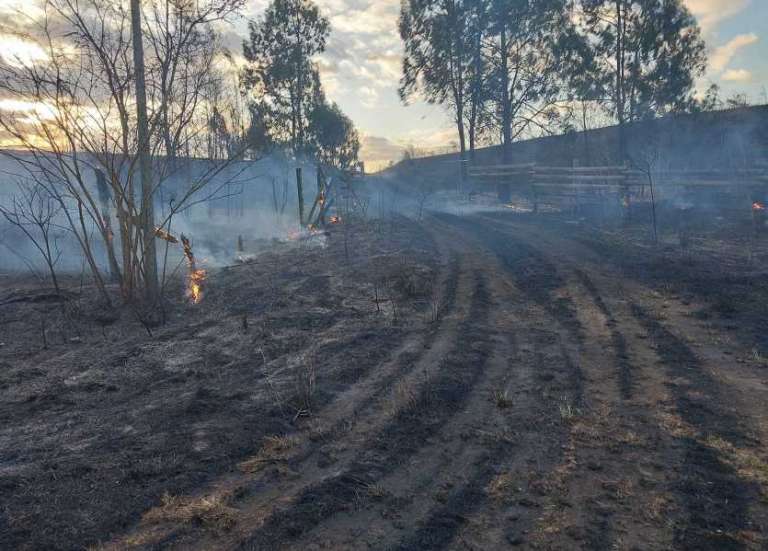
left=0, top=180, right=66, bottom=292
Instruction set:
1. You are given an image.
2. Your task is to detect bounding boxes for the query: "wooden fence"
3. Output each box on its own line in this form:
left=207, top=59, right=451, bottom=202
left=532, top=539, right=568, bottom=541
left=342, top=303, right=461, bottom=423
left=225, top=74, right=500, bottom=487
left=467, top=163, right=768, bottom=212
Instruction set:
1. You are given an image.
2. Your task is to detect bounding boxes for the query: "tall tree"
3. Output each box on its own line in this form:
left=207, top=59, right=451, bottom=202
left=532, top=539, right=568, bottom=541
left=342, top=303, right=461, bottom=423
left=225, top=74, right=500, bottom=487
left=579, top=0, right=706, bottom=160
left=130, top=0, right=158, bottom=302
left=465, top=0, right=493, bottom=161
left=400, top=0, right=474, bottom=178
left=242, top=0, right=330, bottom=154
left=487, top=0, right=575, bottom=162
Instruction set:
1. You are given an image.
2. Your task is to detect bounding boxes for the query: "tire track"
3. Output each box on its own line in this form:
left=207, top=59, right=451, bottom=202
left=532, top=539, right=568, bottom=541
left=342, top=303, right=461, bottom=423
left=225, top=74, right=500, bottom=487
left=631, top=304, right=759, bottom=550
left=103, top=234, right=466, bottom=551
left=478, top=212, right=767, bottom=549
left=237, top=269, right=493, bottom=550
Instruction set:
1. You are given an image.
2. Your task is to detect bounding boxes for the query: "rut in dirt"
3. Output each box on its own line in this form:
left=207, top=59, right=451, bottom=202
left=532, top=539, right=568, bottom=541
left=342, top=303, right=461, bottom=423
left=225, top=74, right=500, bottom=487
left=434, top=214, right=586, bottom=403
left=238, top=270, right=493, bottom=550
left=631, top=304, right=761, bottom=550
left=288, top=253, right=463, bottom=459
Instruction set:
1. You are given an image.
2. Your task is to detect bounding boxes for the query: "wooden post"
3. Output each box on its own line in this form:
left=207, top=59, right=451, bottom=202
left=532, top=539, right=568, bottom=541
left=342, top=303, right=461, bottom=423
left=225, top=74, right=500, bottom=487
left=316, top=167, right=325, bottom=226
left=296, top=167, right=305, bottom=227
left=316, top=166, right=324, bottom=194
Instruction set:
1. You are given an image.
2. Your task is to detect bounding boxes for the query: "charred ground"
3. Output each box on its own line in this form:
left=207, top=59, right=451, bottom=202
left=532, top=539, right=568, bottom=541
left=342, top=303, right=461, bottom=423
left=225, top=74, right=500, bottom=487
left=1, top=205, right=767, bottom=550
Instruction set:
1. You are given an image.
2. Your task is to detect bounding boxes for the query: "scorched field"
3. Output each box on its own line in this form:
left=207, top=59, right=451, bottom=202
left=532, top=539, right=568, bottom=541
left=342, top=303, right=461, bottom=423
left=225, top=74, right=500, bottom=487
left=1, top=207, right=768, bottom=551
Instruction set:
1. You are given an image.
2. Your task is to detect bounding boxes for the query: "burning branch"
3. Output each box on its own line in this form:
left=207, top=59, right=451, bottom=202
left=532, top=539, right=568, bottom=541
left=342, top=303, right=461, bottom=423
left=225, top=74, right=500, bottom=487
left=155, top=227, right=179, bottom=244
left=180, top=234, right=207, bottom=304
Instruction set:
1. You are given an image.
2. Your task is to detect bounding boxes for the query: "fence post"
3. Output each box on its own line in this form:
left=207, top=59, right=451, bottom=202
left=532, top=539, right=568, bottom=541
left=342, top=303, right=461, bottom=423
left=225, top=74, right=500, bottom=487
left=296, top=167, right=305, bottom=227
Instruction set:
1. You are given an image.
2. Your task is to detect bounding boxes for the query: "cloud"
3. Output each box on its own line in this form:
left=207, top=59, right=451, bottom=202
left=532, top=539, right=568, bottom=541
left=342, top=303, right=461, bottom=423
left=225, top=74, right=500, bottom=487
left=684, top=0, right=750, bottom=34
left=709, top=33, right=758, bottom=73
left=399, top=126, right=457, bottom=150
left=359, top=134, right=404, bottom=170
left=0, top=34, right=48, bottom=68
left=721, top=68, right=753, bottom=82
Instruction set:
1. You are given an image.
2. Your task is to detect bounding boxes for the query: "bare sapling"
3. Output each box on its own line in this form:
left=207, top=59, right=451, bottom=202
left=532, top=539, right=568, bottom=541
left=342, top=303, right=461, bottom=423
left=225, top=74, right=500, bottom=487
left=0, top=0, right=247, bottom=308
left=0, top=180, right=65, bottom=293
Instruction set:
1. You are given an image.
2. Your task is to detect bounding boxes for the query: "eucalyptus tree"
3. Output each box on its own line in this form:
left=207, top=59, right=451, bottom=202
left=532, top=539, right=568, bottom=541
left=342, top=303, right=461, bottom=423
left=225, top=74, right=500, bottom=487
left=486, top=0, right=578, bottom=162
left=307, top=101, right=361, bottom=171
left=578, top=0, right=706, bottom=159
left=399, top=0, right=475, bottom=177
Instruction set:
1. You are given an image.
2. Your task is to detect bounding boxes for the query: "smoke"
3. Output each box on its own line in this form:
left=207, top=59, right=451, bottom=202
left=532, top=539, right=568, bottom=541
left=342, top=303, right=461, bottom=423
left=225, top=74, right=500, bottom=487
left=0, top=152, right=324, bottom=279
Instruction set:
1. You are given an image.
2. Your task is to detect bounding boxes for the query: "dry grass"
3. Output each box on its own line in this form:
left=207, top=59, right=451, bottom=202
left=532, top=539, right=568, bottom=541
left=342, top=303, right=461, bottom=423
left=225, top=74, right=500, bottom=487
left=392, top=379, right=422, bottom=413
left=706, top=435, right=768, bottom=498
left=486, top=471, right=517, bottom=502
left=365, top=483, right=388, bottom=499
left=602, top=478, right=634, bottom=501
left=238, top=434, right=300, bottom=473
left=558, top=396, right=579, bottom=422
left=141, top=492, right=236, bottom=533
left=643, top=494, right=673, bottom=522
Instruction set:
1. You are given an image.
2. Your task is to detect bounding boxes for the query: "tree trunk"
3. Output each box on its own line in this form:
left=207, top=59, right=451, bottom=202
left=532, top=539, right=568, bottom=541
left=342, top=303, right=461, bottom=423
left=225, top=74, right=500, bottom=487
left=469, top=16, right=482, bottom=163
left=500, top=23, right=512, bottom=163
left=130, top=0, right=159, bottom=303
left=615, top=0, right=626, bottom=162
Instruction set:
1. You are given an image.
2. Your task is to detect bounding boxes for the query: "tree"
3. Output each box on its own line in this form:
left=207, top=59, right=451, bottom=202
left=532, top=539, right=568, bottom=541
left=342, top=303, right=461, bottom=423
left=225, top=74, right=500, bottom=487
left=465, top=0, right=495, bottom=160
left=131, top=0, right=158, bottom=302
left=697, top=84, right=723, bottom=112
left=0, top=180, right=65, bottom=292
left=487, top=0, right=576, bottom=161
left=400, top=0, right=474, bottom=178
left=579, top=0, right=706, bottom=159
left=308, top=101, right=361, bottom=170
left=242, top=0, right=330, bottom=154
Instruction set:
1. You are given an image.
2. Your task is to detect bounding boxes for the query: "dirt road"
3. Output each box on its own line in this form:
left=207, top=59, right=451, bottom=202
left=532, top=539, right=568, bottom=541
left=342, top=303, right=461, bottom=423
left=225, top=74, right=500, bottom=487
left=3, top=211, right=767, bottom=550
left=93, top=212, right=767, bottom=551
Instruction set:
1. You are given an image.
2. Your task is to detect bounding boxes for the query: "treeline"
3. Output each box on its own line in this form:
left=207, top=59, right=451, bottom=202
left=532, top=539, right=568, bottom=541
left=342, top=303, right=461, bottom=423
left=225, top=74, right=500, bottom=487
left=398, top=0, right=714, bottom=169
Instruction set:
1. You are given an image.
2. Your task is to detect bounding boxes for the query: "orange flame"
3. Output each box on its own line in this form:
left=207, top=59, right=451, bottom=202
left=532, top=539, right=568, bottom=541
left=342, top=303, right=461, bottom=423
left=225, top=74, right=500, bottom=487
left=180, top=234, right=206, bottom=304
left=753, top=201, right=765, bottom=212
left=188, top=269, right=207, bottom=304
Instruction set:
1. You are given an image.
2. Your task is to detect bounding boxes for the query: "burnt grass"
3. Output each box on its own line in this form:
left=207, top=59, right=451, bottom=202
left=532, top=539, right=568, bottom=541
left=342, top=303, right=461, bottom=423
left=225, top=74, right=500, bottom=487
left=631, top=304, right=761, bottom=549
left=0, top=217, right=438, bottom=551
left=239, top=271, right=493, bottom=550
left=516, top=208, right=768, bottom=359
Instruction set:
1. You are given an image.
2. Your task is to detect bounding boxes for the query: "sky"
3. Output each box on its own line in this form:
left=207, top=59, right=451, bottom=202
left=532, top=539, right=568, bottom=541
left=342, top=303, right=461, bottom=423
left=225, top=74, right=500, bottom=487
left=0, top=0, right=766, bottom=170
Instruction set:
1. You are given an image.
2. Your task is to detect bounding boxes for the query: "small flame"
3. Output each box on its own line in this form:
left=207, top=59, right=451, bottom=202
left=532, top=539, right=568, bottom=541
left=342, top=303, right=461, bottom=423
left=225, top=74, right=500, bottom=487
left=753, top=201, right=765, bottom=211
left=180, top=234, right=206, bottom=304
left=188, top=268, right=207, bottom=304
left=329, top=215, right=341, bottom=224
